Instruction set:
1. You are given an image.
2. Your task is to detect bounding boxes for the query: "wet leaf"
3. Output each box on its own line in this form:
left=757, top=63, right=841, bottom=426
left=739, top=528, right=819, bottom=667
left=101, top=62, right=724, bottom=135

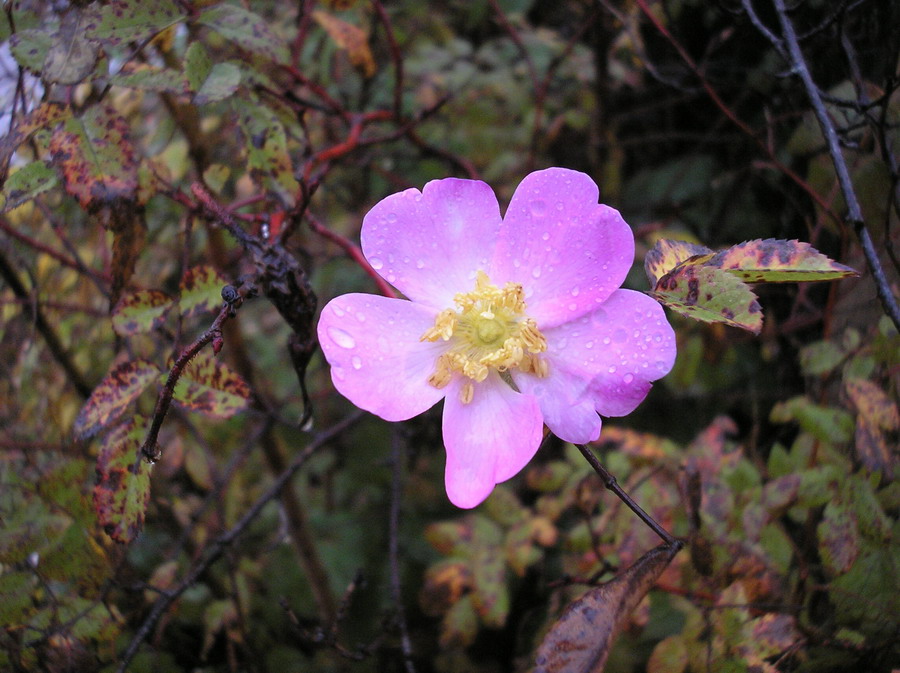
left=644, top=239, right=712, bottom=287
left=237, top=102, right=299, bottom=205
left=799, top=339, right=846, bottom=376
left=9, top=29, right=53, bottom=72
left=171, top=350, right=250, bottom=419
left=704, top=239, right=858, bottom=283
left=651, top=265, right=763, bottom=333
left=534, top=542, right=682, bottom=673
left=112, top=63, right=186, bottom=93
left=43, top=8, right=99, bottom=84
left=440, top=594, right=479, bottom=649
left=74, top=360, right=160, bottom=438
left=0, top=102, right=71, bottom=173
left=84, top=0, right=184, bottom=46
left=647, top=635, right=688, bottom=673
left=92, top=417, right=152, bottom=543
left=845, top=378, right=899, bottom=430
left=49, top=104, right=139, bottom=209
left=312, top=10, right=377, bottom=77
left=179, top=265, right=227, bottom=319
left=419, top=560, right=472, bottom=616
left=770, top=396, right=854, bottom=445
left=184, top=42, right=241, bottom=104
left=112, top=289, right=175, bottom=336
left=197, top=4, right=289, bottom=62
left=817, top=501, right=860, bottom=576
left=0, top=161, right=58, bottom=212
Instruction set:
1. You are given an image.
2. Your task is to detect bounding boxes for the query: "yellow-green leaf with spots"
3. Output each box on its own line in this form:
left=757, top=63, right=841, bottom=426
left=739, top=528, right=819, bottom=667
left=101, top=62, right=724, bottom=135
left=644, top=239, right=712, bottom=287
left=237, top=101, right=298, bottom=206
left=49, top=104, right=139, bottom=209
left=92, top=417, right=151, bottom=543
left=651, top=264, right=763, bottom=333
left=74, top=360, right=161, bottom=438
left=0, top=161, right=58, bottom=213
left=170, top=350, right=250, bottom=419
left=179, top=265, right=227, bottom=319
left=703, top=239, right=857, bottom=283
left=112, top=289, right=174, bottom=336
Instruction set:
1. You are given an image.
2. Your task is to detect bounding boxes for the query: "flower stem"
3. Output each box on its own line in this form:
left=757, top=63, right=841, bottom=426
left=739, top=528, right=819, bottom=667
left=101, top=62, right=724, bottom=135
left=575, top=444, right=681, bottom=547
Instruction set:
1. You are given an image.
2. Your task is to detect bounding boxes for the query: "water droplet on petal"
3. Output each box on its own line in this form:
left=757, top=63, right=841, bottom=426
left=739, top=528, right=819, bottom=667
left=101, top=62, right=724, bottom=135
left=530, top=200, right=547, bottom=216
left=585, top=341, right=594, bottom=349
left=541, top=231, right=550, bottom=241
left=332, top=306, right=345, bottom=317
left=387, top=212, right=398, bottom=223
left=568, top=303, right=577, bottom=311
left=570, top=286, right=580, bottom=297
left=532, top=267, right=542, bottom=279
left=351, top=356, right=363, bottom=370
left=370, top=258, right=384, bottom=270
left=356, top=313, right=366, bottom=323
left=602, top=336, right=611, bottom=345
left=623, top=373, right=634, bottom=384
left=555, top=201, right=564, bottom=211
left=332, top=366, right=346, bottom=381
left=608, top=365, right=617, bottom=374
left=416, top=259, right=425, bottom=269
left=327, top=327, right=356, bottom=349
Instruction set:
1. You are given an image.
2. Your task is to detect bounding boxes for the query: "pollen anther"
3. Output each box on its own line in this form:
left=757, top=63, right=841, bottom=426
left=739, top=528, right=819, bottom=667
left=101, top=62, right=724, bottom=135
left=421, top=270, right=549, bottom=401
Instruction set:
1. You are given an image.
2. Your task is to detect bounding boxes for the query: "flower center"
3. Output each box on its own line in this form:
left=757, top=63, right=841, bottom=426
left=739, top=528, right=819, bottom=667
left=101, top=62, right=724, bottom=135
left=421, top=270, right=548, bottom=403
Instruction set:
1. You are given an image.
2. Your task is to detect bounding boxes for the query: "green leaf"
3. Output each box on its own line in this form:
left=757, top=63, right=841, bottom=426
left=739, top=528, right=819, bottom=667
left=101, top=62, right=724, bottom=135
left=179, top=265, right=227, bottom=319
left=195, top=62, right=242, bottom=105
left=84, top=0, right=184, bottom=46
left=817, top=501, right=860, bottom=576
left=197, top=4, right=290, bottom=63
left=470, top=515, right=509, bottom=628
left=184, top=41, right=213, bottom=92
left=9, top=29, right=52, bottom=72
left=92, top=417, right=152, bottom=543
left=49, top=104, right=139, bottom=209
left=703, top=239, right=858, bottom=283
left=237, top=101, right=299, bottom=205
left=0, top=161, right=58, bottom=212
left=770, top=396, right=854, bottom=445
left=112, top=63, right=186, bottom=93
left=0, top=572, right=34, bottom=626
left=170, top=350, right=250, bottom=419
left=74, top=360, right=160, bottom=438
left=42, top=8, right=100, bottom=84
left=651, top=264, right=763, bottom=333
left=112, top=289, right=175, bottom=336
left=799, top=339, right=846, bottom=376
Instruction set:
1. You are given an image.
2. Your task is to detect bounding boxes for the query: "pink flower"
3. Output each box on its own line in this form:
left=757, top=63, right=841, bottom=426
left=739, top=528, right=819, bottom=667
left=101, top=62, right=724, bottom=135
left=317, top=168, right=676, bottom=508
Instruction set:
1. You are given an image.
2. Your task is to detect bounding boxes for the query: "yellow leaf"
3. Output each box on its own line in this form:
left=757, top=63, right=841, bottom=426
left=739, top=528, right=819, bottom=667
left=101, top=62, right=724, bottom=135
left=312, top=10, right=376, bottom=77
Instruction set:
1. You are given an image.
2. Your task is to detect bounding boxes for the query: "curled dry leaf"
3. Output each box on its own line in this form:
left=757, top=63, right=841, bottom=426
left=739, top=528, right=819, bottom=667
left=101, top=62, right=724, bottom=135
left=533, top=541, right=682, bottom=673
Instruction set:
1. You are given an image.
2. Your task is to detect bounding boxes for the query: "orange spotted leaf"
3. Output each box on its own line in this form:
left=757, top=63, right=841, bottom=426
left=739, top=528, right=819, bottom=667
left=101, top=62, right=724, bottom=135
left=644, top=239, right=712, bottom=287
left=312, top=10, right=376, bottom=77
left=93, top=417, right=151, bottom=543
left=651, top=264, right=763, bottom=333
left=0, top=103, right=71, bottom=176
left=534, top=542, right=681, bottom=673
left=112, top=289, right=174, bottom=336
left=179, top=265, right=227, bottom=319
left=49, top=104, right=139, bottom=210
left=74, top=360, right=161, bottom=438
left=170, top=350, right=250, bottom=419
left=704, top=239, right=858, bottom=283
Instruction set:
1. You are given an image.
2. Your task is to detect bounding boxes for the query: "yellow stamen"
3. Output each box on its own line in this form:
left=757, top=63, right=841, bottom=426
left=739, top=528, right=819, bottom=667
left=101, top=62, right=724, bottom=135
left=421, top=270, right=549, bottom=402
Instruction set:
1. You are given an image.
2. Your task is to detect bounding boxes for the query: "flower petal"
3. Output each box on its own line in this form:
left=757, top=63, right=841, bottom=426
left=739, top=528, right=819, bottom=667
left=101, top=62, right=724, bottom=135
left=541, top=289, right=676, bottom=417
left=317, top=294, right=446, bottom=421
left=442, top=373, right=543, bottom=508
left=512, top=368, right=602, bottom=444
left=493, top=168, right=634, bottom=328
left=361, top=178, right=502, bottom=309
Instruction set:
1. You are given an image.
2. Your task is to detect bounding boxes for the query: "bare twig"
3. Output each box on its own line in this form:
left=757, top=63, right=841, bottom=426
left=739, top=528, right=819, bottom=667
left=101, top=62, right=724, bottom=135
left=574, top=443, right=680, bottom=547
left=769, top=0, right=900, bottom=330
